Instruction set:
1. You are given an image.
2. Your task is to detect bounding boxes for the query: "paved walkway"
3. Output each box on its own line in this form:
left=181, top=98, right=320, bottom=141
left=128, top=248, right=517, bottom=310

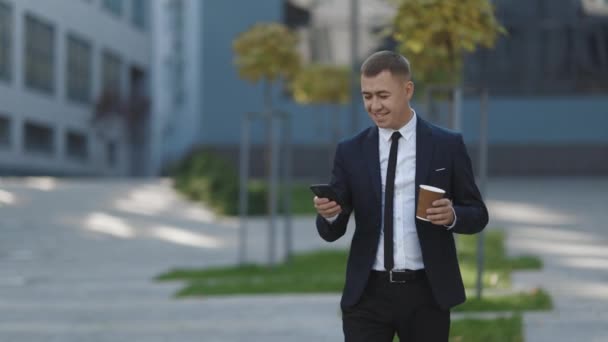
left=0, top=178, right=350, bottom=341
left=0, top=177, right=606, bottom=341
left=490, top=178, right=608, bottom=341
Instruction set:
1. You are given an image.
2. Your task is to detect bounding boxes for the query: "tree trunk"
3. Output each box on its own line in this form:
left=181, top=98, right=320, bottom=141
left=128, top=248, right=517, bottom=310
left=264, top=79, right=273, bottom=180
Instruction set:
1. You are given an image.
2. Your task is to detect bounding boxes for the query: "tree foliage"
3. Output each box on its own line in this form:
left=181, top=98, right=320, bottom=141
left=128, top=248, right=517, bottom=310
left=233, top=23, right=301, bottom=85
left=291, top=64, right=351, bottom=105
left=390, top=0, right=506, bottom=85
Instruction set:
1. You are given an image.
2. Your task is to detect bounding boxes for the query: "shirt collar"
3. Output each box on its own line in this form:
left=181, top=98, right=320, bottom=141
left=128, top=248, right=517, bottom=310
left=378, top=109, right=417, bottom=142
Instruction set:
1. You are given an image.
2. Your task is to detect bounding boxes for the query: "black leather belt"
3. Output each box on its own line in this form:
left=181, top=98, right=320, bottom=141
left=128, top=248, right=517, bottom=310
left=370, top=269, right=426, bottom=283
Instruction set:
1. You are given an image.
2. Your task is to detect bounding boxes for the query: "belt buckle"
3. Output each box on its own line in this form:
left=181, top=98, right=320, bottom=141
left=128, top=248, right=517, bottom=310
left=389, top=270, right=408, bottom=283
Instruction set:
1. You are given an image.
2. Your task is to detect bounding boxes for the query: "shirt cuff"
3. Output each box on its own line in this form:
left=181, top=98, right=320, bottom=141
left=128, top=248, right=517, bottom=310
left=444, top=207, right=457, bottom=230
left=325, top=214, right=339, bottom=223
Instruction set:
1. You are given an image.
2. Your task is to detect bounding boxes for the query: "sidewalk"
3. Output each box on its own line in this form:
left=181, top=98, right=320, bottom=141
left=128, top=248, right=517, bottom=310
left=0, top=177, right=606, bottom=341
left=488, top=178, right=608, bottom=341
left=0, top=178, right=349, bottom=341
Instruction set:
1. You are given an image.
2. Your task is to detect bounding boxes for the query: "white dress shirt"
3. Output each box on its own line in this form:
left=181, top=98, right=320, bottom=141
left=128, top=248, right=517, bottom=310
left=372, top=112, right=424, bottom=271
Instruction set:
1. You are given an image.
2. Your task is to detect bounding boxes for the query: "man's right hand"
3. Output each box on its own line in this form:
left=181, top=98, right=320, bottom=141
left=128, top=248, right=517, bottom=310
left=313, top=196, right=342, bottom=218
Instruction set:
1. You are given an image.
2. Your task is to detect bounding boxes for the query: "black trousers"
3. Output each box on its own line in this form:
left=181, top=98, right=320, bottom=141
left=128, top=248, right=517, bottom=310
left=342, top=271, right=450, bottom=342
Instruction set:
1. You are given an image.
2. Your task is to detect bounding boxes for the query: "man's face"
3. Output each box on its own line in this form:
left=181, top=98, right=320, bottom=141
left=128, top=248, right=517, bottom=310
left=361, top=70, right=414, bottom=130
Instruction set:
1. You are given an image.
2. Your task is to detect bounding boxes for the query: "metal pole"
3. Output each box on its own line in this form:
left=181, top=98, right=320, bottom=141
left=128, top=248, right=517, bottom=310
left=424, top=87, right=432, bottom=121
left=475, top=88, right=489, bottom=299
left=424, top=86, right=440, bottom=124
left=282, top=114, right=293, bottom=263
left=349, top=0, right=360, bottom=135
left=479, top=89, right=489, bottom=197
left=452, top=87, right=463, bottom=131
left=238, top=114, right=251, bottom=266
left=268, top=113, right=279, bottom=266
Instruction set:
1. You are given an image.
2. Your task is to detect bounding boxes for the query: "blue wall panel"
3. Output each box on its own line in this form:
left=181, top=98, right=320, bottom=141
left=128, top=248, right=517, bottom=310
left=199, top=0, right=371, bottom=145
left=460, top=96, right=608, bottom=144
left=200, top=0, right=282, bottom=144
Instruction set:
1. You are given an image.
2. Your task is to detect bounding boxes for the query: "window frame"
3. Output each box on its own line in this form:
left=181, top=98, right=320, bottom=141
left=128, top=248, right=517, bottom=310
left=24, top=13, right=55, bottom=94
left=66, top=32, right=93, bottom=104
left=0, top=0, right=13, bottom=82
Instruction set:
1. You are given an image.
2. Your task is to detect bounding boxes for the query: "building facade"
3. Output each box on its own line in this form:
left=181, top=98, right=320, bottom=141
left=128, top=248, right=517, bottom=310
left=150, top=0, right=608, bottom=178
left=0, top=0, right=151, bottom=176
left=149, top=0, right=202, bottom=174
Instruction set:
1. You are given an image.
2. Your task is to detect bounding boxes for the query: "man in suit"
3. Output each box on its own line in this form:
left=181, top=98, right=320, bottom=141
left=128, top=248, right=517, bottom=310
left=313, top=51, right=488, bottom=341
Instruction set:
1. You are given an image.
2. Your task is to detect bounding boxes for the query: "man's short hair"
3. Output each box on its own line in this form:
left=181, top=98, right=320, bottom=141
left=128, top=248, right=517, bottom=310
left=360, top=51, right=412, bottom=81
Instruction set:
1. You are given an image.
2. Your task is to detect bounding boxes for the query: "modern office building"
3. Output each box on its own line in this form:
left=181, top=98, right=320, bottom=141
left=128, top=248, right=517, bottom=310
left=1, top=0, right=605, bottom=177
left=148, top=0, right=393, bottom=176
left=0, top=0, right=151, bottom=176
left=152, top=0, right=608, bottom=177
left=294, top=0, right=608, bottom=176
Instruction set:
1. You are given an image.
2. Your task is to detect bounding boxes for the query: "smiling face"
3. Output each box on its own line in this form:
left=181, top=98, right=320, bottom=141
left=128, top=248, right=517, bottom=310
left=361, top=70, right=414, bottom=130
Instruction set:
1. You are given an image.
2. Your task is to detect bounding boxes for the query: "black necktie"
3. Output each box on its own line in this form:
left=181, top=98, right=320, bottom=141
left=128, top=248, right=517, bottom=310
left=384, top=131, right=401, bottom=271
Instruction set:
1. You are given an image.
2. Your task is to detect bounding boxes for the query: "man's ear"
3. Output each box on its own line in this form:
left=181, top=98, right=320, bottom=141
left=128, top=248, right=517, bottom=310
left=406, top=81, right=415, bottom=99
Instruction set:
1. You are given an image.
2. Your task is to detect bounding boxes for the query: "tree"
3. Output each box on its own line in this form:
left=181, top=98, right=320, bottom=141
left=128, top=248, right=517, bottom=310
left=390, top=0, right=506, bottom=85
left=233, top=23, right=301, bottom=110
left=291, top=64, right=351, bottom=105
left=232, top=23, right=302, bottom=266
left=291, top=64, right=350, bottom=162
left=233, top=22, right=301, bottom=171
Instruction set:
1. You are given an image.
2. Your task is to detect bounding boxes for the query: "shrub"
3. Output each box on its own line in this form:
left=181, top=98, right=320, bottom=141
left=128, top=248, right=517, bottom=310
left=172, top=149, right=270, bottom=216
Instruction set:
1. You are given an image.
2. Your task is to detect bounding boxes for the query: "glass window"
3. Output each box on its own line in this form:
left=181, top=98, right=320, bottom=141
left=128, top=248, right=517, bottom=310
left=25, top=14, right=55, bottom=94
left=66, top=33, right=92, bottom=104
left=102, top=49, right=122, bottom=94
left=0, top=114, right=10, bottom=147
left=131, top=0, right=147, bottom=30
left=102, top=0, right=123, bottom=16
left=65, top=131, right=88, bottom=161
left=24, top=121, right=54, bottom=155
left=0, top=1, right=12, bottom=82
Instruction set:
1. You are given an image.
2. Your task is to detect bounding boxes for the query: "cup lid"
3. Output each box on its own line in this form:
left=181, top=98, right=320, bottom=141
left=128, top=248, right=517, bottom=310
left=419, top=185, right=445, bottom=193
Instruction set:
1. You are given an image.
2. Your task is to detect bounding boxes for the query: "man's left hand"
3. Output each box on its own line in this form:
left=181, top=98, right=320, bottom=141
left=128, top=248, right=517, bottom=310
left=426, top=198, right=454, bottom=226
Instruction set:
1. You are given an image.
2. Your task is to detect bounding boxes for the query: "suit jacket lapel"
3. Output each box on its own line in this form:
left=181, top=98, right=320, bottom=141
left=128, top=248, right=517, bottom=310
left=415, top=116, right=434, bottom=204
left=363, top=127, right=382, bottom=204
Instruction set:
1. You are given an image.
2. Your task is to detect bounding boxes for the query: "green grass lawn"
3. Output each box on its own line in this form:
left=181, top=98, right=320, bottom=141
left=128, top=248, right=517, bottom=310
left=157, top=230, right=549, bottom=311
left=456, top=289, right=551, bottom=312
left=457, top=231, right=542, bottom=289
left=391, top=314, right=523, bottom=342
left=160, top=250, right=348, bottom=296
left=449, top=314, right=523, bottom=342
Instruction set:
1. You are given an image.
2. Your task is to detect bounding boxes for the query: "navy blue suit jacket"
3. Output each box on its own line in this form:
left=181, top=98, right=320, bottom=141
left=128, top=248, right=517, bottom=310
left=316, top=116, right=489, bottom=310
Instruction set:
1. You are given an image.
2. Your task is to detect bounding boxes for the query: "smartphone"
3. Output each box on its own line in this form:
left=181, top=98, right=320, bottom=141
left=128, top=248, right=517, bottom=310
left=310, top=184, right=348, bottom=211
